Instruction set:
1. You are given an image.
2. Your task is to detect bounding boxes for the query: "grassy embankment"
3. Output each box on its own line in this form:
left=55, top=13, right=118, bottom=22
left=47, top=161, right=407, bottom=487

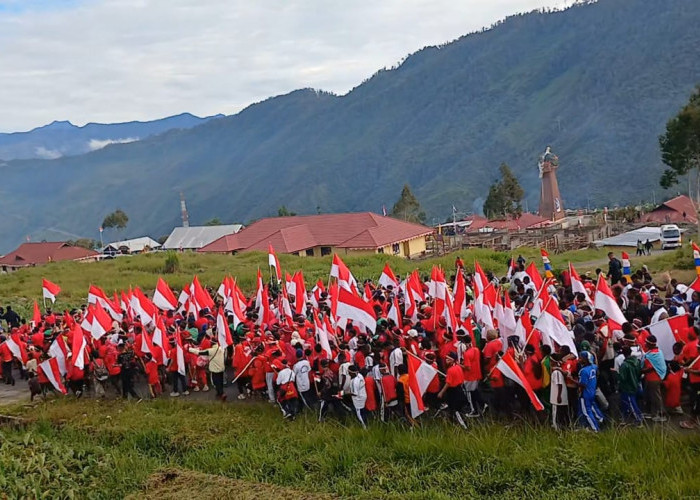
left=1, top=398, right=699, bottom=499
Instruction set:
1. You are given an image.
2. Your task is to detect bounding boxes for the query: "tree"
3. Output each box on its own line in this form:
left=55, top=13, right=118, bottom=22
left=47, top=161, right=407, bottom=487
left=391, top=184, right=426, bottom=224
left=68, top=238, right=99, bottom=250
left=102, top=209, right=129, bottom=230
left=204, top=217, right=223, bottom=226
left=277, top=206, right=297, bottom=217
left=482, top=163, right=524, bottom=219
left=659, top=86, right=700, bottom=189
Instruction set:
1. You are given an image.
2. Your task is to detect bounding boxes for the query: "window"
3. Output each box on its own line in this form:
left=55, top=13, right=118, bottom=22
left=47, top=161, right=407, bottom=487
left=306, top=248, right=315, bottom=257
left=392, top=243, right=400, bottom=255
left=378, top=247, right=384, bottom=254
left=320, top=246, right=332, bottom=256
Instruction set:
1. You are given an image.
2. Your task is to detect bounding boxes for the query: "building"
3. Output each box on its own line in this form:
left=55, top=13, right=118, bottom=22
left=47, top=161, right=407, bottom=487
left=460, top=213, right=551, bottom=233
left=199, top=212, right=433, bottom=258
left=162, top=224, right=244, bottom=251
left=102, top=236, right=161, bottom=255
left=641, top=195, right=697, bottom=225
left=0, top=242, right=99, bottom=272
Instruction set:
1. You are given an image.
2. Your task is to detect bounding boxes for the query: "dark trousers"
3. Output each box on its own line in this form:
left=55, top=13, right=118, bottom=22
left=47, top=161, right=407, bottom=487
left=170, top=372, right=187, bottom=393
left=121, top=371, right=139, bottom=399
left=2, top=361, right=14, bottom=385
left=299, top=388, right=317, bottom=409
left=211, top=371, right=224, bottom=397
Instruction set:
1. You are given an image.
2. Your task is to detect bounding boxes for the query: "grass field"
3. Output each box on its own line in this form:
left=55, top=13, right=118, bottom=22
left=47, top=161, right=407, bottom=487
left=1, top=398, right=699, bottom=499
left=0, top=245, right=693, bottom=319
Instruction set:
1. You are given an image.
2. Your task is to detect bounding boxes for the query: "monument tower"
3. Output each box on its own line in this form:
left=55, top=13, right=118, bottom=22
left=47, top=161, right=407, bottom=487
left=537, top=146, right=564, bottom=221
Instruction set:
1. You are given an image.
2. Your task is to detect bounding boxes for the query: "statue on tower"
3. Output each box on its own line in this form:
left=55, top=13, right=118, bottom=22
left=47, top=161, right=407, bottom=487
left=537, top=146, right=564, bottom=221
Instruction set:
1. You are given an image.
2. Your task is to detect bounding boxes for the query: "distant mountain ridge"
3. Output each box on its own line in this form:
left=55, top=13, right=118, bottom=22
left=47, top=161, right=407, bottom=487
left=0, top=112, right=224, bottom=160
left=0, top=0, right=698, bottom=253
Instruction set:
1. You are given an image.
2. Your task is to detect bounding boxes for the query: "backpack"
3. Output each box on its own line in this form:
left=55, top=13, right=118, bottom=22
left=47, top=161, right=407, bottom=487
left=93, top=359, right=109, bottom=381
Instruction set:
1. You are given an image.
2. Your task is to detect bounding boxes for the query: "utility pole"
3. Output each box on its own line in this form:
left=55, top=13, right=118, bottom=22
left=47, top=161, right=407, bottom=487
left=180, top=192, right=190, bottom=228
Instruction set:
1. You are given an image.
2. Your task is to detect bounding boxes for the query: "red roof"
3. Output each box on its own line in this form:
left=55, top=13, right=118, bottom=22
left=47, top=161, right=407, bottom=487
left=642, top=195, right=697, bottom=224
left=463, top=213, right=550, bottom=233
left=199, top=212, right=433, bottom=253
left=0, top=242, right=99, bottom=267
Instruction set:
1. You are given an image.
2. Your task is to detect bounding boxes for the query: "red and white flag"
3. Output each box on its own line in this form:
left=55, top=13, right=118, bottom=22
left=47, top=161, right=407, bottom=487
left=594, top=274, right=627, bottom=328
left=216, top=307, right=233, bottom=349
left=408, top=354, right=439, bottom=418
left=39, top=358, right=67, bottom=394
left=90, top=302, right=113, bottom=340
left=453, top=270, right=469, bottom=321
left=532, top=296, right=577, bottom=354
left=88, top=284, right=123, bottom=321
left=32, top=300, right=42, bottom=326
left=6, top=333, right=28, bottom=368
left=569, top=262, right=594, bottom=307
left=330, top=254, right=357, bottom=292
left=175, top=331, right=186, bottom=376
left=378, top=263, right=399, bottom=288
left=153, top=277, right=178, bottom=311
left=268, top=244, right=282, bottom=282
left=387, top=294, right=401, bottom=325
left=152, top=315, right=170, bottom=365
left=314, top=314, right=333, bottom=358
left=42, top=278, right=61, bottom=303
left=496, top=351, right=544, bottom=411
left=647, top=314, right=691, bottom=361
left=140, top=329, right=154, bottom=355
left=525, top=262, right=544, bottom=291
left=48, top=334, right=70, bottom=375
left=334, top=286, right=377, bottom=333
left=71, top=325, right=87, bottom=370
left=292, top=271, right=307, bottom=315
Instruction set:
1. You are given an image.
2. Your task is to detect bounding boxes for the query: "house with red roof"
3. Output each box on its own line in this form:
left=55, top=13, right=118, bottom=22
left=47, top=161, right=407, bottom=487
left=0, top=242, right=99, bottom=272
left=199, top=212, right=433, bottom=258
left=461, top=213, right=551, bottom=233
left=641, top=195, right=697, bottom=225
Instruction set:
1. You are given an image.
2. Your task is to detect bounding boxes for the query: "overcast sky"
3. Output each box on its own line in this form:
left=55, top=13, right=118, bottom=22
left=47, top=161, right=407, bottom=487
left=0, top=0, right=575, bottom=132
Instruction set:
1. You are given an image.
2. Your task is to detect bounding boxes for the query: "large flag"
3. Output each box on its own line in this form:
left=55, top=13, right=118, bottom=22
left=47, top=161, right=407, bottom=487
left=330, top=254, right=357, bottom=291
left=532, top=297, right=577, bottom=354
left=540, top=248, right=554, bottom=279
left=621, top=252, right=631, bottom=282
left=496, top=351, right=544, bottom=411
left=647, top=314, right=691, bottom=361
left=216, top=307, right=233, bottom=349
left=268, top=244, right=282, bottom=282
left=153, top=277, right=178, bottom=311
left=594, top=274, right=627, bottom=327
left=87, top=284, right=123, bottom=321
left=378, top=263, right=399, bottom=288
left=39, top=358, right=67, bottom=394
left=89, top=303, right=113, bottom=340
left=42, top=278, right=61, bottom=303
left=190, top=275, right=215, bottom=311
left=408, top=354, right=439, bottom=418
left=334, top=287, right=377, bottom=333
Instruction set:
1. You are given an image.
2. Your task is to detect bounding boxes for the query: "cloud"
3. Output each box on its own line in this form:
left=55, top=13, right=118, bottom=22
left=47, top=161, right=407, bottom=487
left=0, top=0, right=575, bottom=132
left=88, top=137, right=139, bottom=151
left=34, top=146, right=62, bottom=159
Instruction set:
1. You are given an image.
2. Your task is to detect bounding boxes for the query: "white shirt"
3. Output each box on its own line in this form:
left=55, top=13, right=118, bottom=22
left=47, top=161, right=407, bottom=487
left=651, top=307, right=668, bottom=323
left=613, top=353, right=625, bottom=373
left=389, top=347, right=403, bottom=376
left=293, top=359, right=311, bottom=392
left=349, top=375, right=367, bottom=409
left=339, top=362, right=352, bottom=392
left=550, top=369, right=568, bottom=405
left=276, top=367, right=295, bottom=386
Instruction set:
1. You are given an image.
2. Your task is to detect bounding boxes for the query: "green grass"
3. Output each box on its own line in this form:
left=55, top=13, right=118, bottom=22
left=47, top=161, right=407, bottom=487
left=1, top=399, right=698, bottom=499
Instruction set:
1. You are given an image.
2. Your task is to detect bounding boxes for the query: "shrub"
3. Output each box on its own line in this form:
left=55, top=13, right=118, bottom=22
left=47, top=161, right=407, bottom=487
left=163, top=251, right=180, bottom=274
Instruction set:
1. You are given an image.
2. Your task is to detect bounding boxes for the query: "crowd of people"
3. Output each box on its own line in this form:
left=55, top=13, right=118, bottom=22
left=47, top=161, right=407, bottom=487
left=1, top=250, right=700, bottom=432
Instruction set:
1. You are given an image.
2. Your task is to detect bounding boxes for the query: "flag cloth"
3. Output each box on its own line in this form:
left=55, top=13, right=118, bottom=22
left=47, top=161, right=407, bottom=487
left=694, top=242, right=700, bottom=277
left=6, top=333, right=28, bottom=368
left=292, top=271, right=307, bottom=315
left=525, top=261, right=544, bottom=290
left=42, top=278, right=61, bottom=303
left=594, top=274, right=627, bottom=327
left=91, top=302, right=113, bottom=340
left=647, top=314, right=690, bottom=361
left=268, top=244, right=282, bottom=282
left=569, top=262, right=594, bottom=307
left=71, top=325, right=87, bottom=370
left=175, top=331, right=186, bottom=376
left=152, top=316, right=170, bottom=365
left=532, top=297, right=577, bottom=354
left=378, top=263, right=399, bottom=288
left=32, top=300, right=41, bottom=326
left=334, top=286, right=377, bottom=333
left=621, top=252, right=631, bottom=282
left=496, top=351, right=544, bottom=411
left=540, top=248, right=553, bottom=279
left=39, top=358, right=67, bottom=394
left=48, top=335, right=69, bottom=375
left=506, top=257, right=516, bottom=281
left=216, top=307, right=233, bottom=349
left=153, top=277, right=178, bottom=310
left=408, top=354, right=439, bottom=418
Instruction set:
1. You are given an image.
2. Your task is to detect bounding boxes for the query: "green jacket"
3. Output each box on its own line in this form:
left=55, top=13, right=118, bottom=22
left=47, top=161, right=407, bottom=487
left=617, top=357, right=641, bottom=394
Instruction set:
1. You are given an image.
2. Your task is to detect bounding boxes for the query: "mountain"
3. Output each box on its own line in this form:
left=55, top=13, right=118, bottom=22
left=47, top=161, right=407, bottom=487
left=0, top=0, right=698, bottom=253
left=0, top=113, right=224, bottom=160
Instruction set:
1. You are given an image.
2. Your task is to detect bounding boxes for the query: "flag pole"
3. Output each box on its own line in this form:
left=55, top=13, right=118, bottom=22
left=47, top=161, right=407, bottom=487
left=229, top=356, right=258, bottom=386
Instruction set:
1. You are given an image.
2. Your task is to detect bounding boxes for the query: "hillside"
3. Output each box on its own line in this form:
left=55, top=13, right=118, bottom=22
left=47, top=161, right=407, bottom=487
left=0, top=0, right=699, bottom=252
left=0, top=112, right=223, bottom=160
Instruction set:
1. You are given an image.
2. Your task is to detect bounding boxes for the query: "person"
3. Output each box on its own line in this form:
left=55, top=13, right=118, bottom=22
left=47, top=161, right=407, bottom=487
left=577, top=351, right=604, bottom=432
left=616, top=346, right=643, bottom=425
left=189, top=338, right=226, bottom=401
left=663, top=361, right=683, bottom=415
left=318, top=359, right=344, bottom=422
left=461, top=335, right=483, bottom=416
left=636, top=240, right=644, bottom=257
left=275, top=359, right=299, bottom=419
left=607, top=252, right=622, bottom=284
left=641, top=335, right=667, bottom=422
left=0, top=336, right=15, bottom=386
left=549, top=354, right=568, bottom=430
left=438, top=353, right=467, bottom=429
left=293, top=349, right=314, bottom=409
left=644, top=239, right=653, bottom=255
left=347, top=365, right=368, bottom=429
left=116, top=342, right=140, bottom=401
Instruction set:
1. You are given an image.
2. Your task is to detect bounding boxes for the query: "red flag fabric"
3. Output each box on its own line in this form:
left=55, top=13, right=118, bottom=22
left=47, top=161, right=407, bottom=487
left=408, top=354, right=439, bottom=418
left=32, top=300, right=42, bottom=326
left=42, top=278, right=61, bottom=303
left=496, top=351, right=544, bottom=411
left=334, top=286, right=377, bottom=333
left=153, top=277, right=178, bottom=310
left=378, top=263, right=399, bottom=288
left=292, top=271, right=307, bottom=315
left=216, top=307, right=233, bottom=349
left=525, top=262, right=543, bottom=290
left=268, top=244, right=282, bottom=281
left=594, top=274, right=627, bottom=327
left=39, top=358, right=67, bottom=394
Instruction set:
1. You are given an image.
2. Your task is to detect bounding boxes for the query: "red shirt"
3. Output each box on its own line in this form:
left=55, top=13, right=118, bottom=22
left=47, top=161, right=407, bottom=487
left=663, top=370, right=682, bottom=408
left=0, top=342, right=12, bottom=362
left=523, top=355, right=543, bottom=391
left=644, top=349, right=662, bottom=382
left=462, top=346, right=481, bottom=382
left=145, top=360, right=160, bottom=385
left=445, top=364, right=464, bottom=387
left=483, top=339, right=503, bottom=371
left=365, top=376, right=377, bottom=411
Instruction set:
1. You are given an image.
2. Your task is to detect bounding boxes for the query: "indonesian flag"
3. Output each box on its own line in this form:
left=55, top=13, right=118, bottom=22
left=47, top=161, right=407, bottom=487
left=500, top=292, right=517, bottom=336
left=39, top=358, right=67, bottom=394
left=153, top=277, right=178, bottom=311
left=32, top=300, right=41, bottom=326
left=71, top=325, right=87, bottom=370
left=292, top=271, right=307, bottom=315
left=314, top=314, right=333, bottom=358
left=216, top=307, right=233, bottom=349
left=594, top=274, right=627, bottom=328
left=140, top=329, right=154, bottom=355
left=408, top=354, right=439, bottom=418
left=42, top=278, right=61, bottom=303
left=378, top=263, right=399, bottom=288
left=191, top=275, right=215, bottom=311
left=133, top=287, right=157, bottom=325
left=152, top=316, right=170, bottom=365
left=569, top=262, right=594, bottom=307
left=647, top=314, right=691, bottom=361
left=540, top=248, right=554, bottom=279
left=363, top=283, right=373, bottom=302
left=453, top=270, right=469, bottom=321
left=229, top=280, right=247, bottom=329
left=387, top=294, right=401, bottom=325
left=334, top=286, right=377, bottom=333
left=473, top=260, right=488, bottom=293
left=311, top=279, right=325, bottom=309
left=513, top=308, right=533, bottom=344
left=525, top=262, right=544, bottom=290
left=268, top=244, right=282, bottom=282
left=175, top=331, right=186, bottom=376
left=279, top=285, right=294, bottom=324
left=6, top=333, right=28, bottom=368
left=48, top=334, right=70, bottom=375
left=496, top=351, right=544, bottom=411
left=532, top=297, right=577, bottom=354
left=330, top=254, right=357, bottom=292
left=505, top=257, right=517, bottom=281
left=88, top=284, right=123, bottom=321
left=90, top=302, right=113, bottom=340
left=621, top=252, right=631, bottom=282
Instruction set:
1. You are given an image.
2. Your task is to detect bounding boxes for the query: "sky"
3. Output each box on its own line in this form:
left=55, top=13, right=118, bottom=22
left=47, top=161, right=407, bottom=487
left=0, top=0, right=575, bottom=132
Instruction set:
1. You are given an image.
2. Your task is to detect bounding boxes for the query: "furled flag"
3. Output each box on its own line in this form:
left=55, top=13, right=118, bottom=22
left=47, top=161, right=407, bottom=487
left=525, top=262, right=544, bottom=291
left=453, top=270, right=469, bottom=322
left=140, top=329, right=154, bottom=356
left=314, top=314, right=333, bottom=358
left=268, top=244, right=282, bottom=282
left=408, top=354, right=439, bottom=418
left=42, top=278, right=61, bottom=303
left=621, top=252, right=631, bottom=282
left=39, top=358, right=67, bottom=394
left=334, top=286, right=377, bottom=333
left=32, top=300, right=41, bottom=326
left=647, top=314, right=691, bottom=361
left=532, top=297, right=577, bottom=354
left=382, top=205, right=387, bottom=217
left=540, top=248, right=554, bottom=279
left=496, top=351, right=544, bottom=411
left=387, top=294, right=401, bottom=325
left=216, top=307, right=233, bottom=349
left=513, top=307, right=533, bottom=345
left=594, top=274, right=627, bottom=328
left=71, top=325, right=87, bottom=370
left=152, top=315, right=170, bottom=365
left=175, top=331, right=186, bottom=376
left=153, top=277, right=178, bottom=311
left=292, top=271, right=307, bottom=315
left=378, top=263, right=399, bottom=289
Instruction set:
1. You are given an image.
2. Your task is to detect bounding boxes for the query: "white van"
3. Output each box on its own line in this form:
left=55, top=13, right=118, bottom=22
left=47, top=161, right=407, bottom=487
left=660, top=224, right=682, bottom=249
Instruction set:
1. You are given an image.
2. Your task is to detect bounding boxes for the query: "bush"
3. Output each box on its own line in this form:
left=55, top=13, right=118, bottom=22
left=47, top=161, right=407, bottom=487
left=163, top=251, right=180, bottom=274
